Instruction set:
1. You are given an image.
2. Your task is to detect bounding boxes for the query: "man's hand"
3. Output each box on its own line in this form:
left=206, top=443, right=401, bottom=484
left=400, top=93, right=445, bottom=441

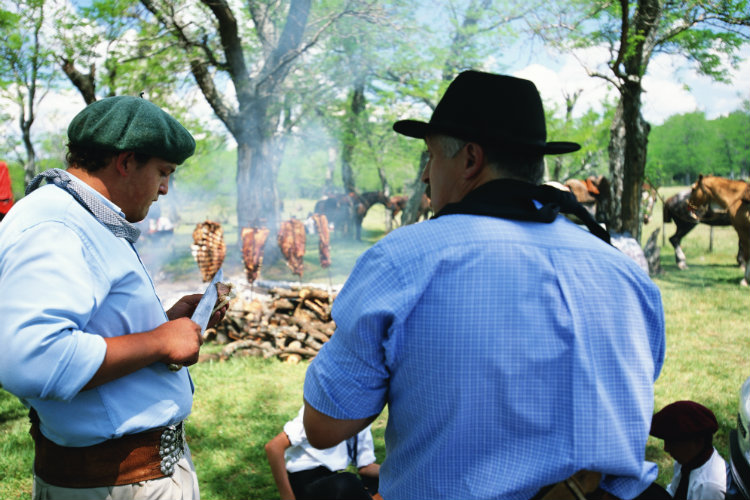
left=167, top=293, right=228, bottom=328
left=166, top=294, right=202, bottom=320
left=153, top=317, right=204, bottom=366
left=82, top=317, right=204, bottom=390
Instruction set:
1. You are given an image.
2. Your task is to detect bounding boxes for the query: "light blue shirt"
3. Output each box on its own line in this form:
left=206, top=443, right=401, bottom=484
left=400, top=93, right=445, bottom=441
left=0, top=177, right=192, bottom=447
left=304, top=212, right=666, bottom=500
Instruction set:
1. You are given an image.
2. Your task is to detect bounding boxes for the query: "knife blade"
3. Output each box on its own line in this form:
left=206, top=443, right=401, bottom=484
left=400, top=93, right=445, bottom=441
left=191, top=268, right=224, bottom=334
left=167, top=269, right=224, bottom=371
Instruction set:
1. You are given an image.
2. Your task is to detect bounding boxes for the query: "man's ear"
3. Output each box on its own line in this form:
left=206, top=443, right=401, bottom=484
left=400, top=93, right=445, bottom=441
left=463, top=142, right=485, bottom=180
left=113, top=152, right=133, bottom=177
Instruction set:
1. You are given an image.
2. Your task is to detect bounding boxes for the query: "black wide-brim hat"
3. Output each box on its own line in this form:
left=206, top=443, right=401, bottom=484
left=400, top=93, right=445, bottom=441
left=393, top=70, right=580, bottom=155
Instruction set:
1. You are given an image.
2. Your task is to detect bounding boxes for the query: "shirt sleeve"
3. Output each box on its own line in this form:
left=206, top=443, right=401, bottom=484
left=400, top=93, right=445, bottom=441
left=283, top=408, right=307, bottom=447
left=0, top=221, right=108, bottom=401
left=355, top=426, right=377, bottom=467
left=304, top=243, right=405, bottom=420
left=693, top=481, right=726, bottom=500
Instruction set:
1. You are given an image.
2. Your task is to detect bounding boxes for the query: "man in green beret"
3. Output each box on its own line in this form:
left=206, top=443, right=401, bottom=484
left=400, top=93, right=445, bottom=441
left=0, top=96, right=223, bottom=499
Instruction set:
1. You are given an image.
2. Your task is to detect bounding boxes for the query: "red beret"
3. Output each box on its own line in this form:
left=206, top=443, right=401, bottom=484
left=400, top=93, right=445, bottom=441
left=650, top=400, right=718, bottom=441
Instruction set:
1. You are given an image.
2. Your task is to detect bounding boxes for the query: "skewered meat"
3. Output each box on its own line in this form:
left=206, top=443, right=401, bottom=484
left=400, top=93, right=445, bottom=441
left=241, top=227, right=270, bottom=284
left=277, top=219, right=306, bottom=277
left=191, top=221, right=226, bottom=282
left=312, top=214, right=331, bottom=269
left=212, top=281, right=235, bottom=314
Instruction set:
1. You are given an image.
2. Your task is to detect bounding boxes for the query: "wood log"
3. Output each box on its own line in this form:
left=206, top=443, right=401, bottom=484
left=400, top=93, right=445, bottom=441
left=287, top=316, right=330, bottom=343
left=303, top=298, right=329, bottom=321
left=281, top=346, right=318, bottom=357
left=221, top=339, right=265, bottom=359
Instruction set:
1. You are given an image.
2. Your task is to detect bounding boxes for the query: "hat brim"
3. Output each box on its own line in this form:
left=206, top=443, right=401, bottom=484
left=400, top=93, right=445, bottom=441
left=393, top=119, right=581, bottom=155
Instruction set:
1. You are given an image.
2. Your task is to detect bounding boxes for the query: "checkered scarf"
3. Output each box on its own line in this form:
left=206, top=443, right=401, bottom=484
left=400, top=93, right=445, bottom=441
left=26, top=168, right=140, bottom=243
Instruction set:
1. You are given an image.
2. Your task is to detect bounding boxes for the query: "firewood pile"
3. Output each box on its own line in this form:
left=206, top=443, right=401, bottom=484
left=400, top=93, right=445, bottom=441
left=204, top=286, right=336, bottom=364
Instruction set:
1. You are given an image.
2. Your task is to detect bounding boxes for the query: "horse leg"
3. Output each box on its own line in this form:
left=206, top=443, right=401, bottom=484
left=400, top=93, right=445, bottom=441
left=738, top=238, right=745, bottom=268
left=670, top=220, right=696, bottom=270
left=740, top=234, right=750, bottom=287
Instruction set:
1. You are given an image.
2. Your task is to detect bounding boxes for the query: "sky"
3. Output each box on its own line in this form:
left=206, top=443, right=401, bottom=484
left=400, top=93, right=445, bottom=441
left=5, top=17, right=749, bottom=149
left=30, top=45, right=749, bottom=137
left=510, top=46, right=750, bottom=126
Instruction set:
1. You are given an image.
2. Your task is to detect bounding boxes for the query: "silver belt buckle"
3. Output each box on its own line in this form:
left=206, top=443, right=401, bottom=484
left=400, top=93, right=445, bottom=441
left=159, top=422, right=185, bottom=476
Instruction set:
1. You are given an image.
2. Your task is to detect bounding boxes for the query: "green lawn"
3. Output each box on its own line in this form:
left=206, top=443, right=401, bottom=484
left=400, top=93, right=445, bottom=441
left=1, top=191, right=748, bottom=498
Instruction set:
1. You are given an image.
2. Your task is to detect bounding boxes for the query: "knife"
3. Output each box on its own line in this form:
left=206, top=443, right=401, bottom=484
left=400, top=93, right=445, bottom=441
left=191, top=268, right=224, bottom=334
left=167, top=269, right=224, bottom=371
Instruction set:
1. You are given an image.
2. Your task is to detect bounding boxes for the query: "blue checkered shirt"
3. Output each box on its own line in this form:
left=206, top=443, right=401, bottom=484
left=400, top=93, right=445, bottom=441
left=304, top=213, right=665, bottom=500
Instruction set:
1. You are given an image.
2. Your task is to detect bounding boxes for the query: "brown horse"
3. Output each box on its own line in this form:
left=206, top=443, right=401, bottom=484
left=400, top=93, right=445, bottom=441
left=663, top=189, right=739, bottom=270
left=389, top=193, right=432, bottom=223
left=564, top=175, right=611, bottom=227
left=688, top=175, right=750, bottom=286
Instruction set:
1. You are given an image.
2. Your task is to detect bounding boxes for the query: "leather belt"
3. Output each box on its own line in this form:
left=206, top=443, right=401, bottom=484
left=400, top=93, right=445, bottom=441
left=30, top=418, right=185, bottom=488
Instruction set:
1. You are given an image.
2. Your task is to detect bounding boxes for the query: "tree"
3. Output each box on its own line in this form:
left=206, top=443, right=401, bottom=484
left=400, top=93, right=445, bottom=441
left=380, top=0, right=540, bottom=225
left=713, top=107, right=750, bottom=179
left=530, top=0, right=750, bottom=239
left=0, top=0, right=55, bottom=185
left=646, top=107, right=750, bottom=184
left=132, top=0, right=384, bottom=250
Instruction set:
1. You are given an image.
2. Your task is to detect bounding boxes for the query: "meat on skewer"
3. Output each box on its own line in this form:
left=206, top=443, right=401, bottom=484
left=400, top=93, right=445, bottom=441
left=241, top=227, right=270, bottom=284
left=277, top=219, right=306, bottom=277
left=191, top=220, right=226, bottom=282
left=312, top=214, right=331, bottom=269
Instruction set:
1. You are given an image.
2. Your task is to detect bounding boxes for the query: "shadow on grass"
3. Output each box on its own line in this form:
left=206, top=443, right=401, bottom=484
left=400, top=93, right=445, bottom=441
left=656, top=262, right=746, bottom=287
left=0, top=389, right=27, bottom=425
left=188, top=387, right=288, bottom=499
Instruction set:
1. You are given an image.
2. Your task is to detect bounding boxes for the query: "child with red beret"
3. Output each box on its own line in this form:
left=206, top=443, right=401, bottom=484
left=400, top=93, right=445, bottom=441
left=651, top=400, right=727, bottom=499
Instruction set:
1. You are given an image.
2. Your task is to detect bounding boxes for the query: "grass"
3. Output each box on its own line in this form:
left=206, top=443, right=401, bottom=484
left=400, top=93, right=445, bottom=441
left=1, top=190, right=749, bottom=498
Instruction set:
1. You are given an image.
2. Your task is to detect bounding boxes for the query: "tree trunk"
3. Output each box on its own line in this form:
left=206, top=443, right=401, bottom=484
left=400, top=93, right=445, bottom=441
left=402, top=150, right=429, bottom=226
left=60, top=59, right=96, bottom=104
left=340, top=82, right=366, bottom=195
left=236, top=122, right=283, bottom=265
left=608, top=102, right=626, bottom=234
left=377, top=165, right=392, bottom=232
left=20, top=113, right=37, bottom=185
left=619, top=81, right=650, bottom=241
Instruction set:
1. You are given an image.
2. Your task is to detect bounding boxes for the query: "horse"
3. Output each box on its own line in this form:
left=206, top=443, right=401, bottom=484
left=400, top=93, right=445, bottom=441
left=388, top=193, right=432, bottom=223
left=641, top=183, right=658, bottom=224
left=350, top=191, right=390, bottom=240
left=314, top=190, right=390, bottom=241
left=564, top=175, right=611, bottom=227
left=688, top=175, right=750, bottom=286
left=662, top=189, right=737, bottom=270
left=313, top=193, right=355, bottom=238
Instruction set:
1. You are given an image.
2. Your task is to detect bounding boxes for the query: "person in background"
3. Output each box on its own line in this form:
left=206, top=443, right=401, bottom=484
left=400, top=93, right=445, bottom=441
left=301, top=70, right=667, bottom=500
left=0, top=160, right=14, bottom=222
left=0, top=96, right=225, bottom=500
left=651, top=400, right=727, bottom=500
left=265, top=405, right=380, bottom=500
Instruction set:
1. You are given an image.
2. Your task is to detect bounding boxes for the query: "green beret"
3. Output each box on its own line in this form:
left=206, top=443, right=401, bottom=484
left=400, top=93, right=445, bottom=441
left=68, top=96, right=196, bottom=164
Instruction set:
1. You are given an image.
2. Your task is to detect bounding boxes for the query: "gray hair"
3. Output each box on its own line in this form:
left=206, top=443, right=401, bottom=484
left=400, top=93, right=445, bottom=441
left=432, top=134, right=468, bottom=158
left=431, top=134, right=545, bottom=184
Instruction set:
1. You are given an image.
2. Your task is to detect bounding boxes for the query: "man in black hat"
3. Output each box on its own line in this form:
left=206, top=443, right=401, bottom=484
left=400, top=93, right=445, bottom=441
left=302, top=70, right=666, bottom=499
left=0, top=96, right=224, bottom=499
left=651, top=401, right=727, bottom=499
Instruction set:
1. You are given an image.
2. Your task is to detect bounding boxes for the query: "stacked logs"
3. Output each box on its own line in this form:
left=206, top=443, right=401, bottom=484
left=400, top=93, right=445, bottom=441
left=205, top=286, right=336, bottom=364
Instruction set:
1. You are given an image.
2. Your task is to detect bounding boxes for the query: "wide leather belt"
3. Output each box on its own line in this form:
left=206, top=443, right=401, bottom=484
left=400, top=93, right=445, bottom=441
left=30, top=419, right=185, bottom=488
